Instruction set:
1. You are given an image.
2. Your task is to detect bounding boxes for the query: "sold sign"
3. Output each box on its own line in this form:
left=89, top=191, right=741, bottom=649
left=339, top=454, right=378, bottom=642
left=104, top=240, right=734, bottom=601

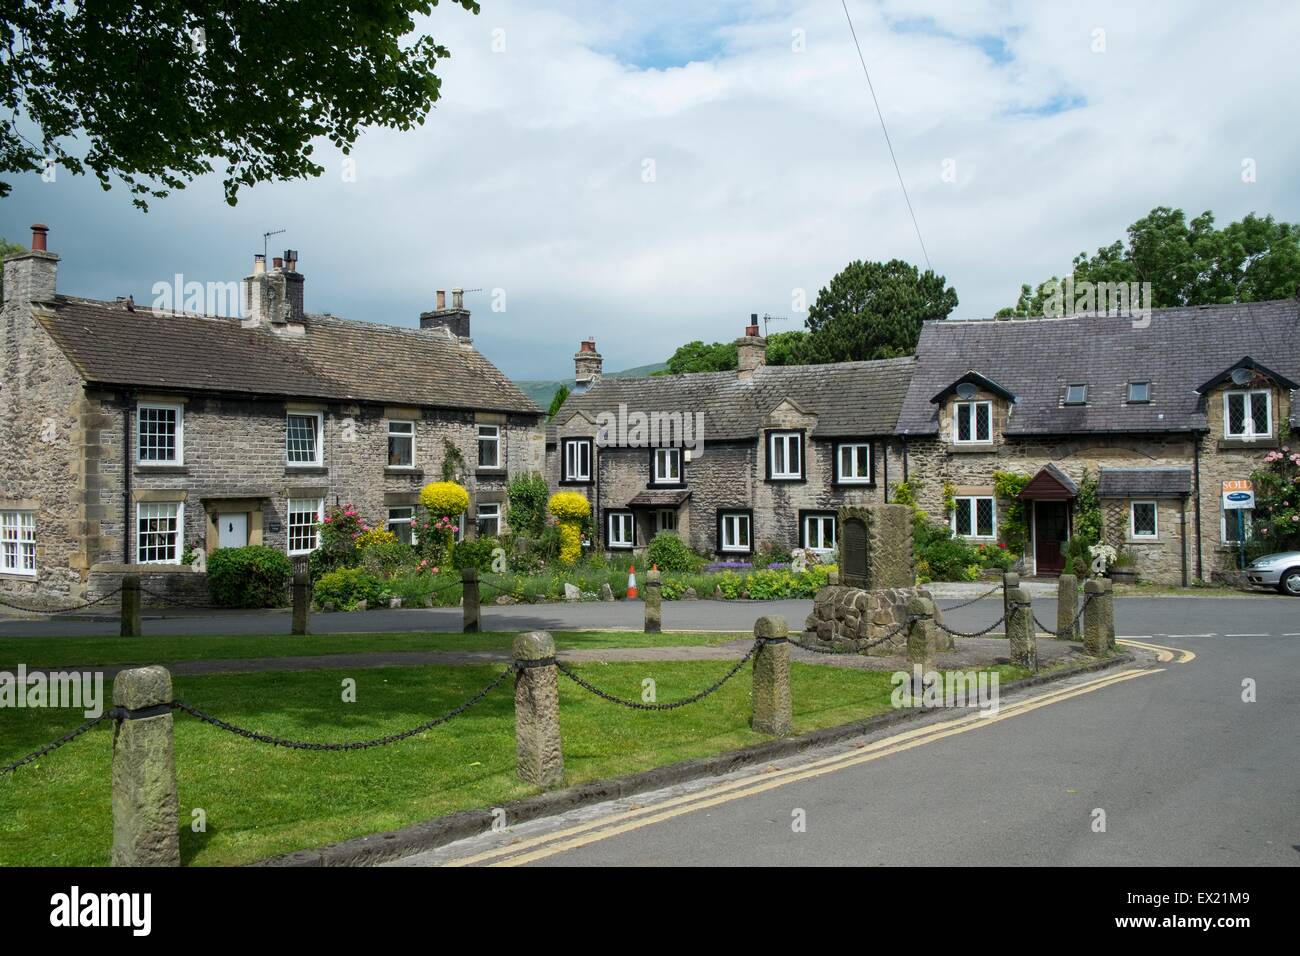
left=1222, top=479, right=1255, bottom=509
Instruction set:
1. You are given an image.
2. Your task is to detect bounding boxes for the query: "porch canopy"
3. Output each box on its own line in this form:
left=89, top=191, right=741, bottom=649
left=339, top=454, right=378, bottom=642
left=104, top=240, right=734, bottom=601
left=626, top=489, right=691, bottom=509
left=1018, top=463, right=1078, bottom=500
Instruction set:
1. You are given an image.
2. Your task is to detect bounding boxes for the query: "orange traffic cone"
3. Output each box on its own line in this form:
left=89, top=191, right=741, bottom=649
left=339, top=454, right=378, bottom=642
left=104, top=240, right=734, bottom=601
left=626, top=565, right=638, bottom=600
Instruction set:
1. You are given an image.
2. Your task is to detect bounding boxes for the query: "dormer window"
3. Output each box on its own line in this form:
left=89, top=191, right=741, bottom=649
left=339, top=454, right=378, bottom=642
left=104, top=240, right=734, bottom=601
left=652, top=447, right=681, bottom=485
left=1127, top=381, right=1150, bottom=403
left=953, top=401, right=992, bottom=444
left=1064, top=384, right=1087, bottom=405
left=1224, top=389, right=1271, bottom=439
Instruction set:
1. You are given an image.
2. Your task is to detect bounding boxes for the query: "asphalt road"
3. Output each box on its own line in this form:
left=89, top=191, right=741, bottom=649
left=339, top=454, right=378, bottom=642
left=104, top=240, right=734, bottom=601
left=0, top=592, right=1296, bottom=639
left=402, top=631, right=1300, bottom=867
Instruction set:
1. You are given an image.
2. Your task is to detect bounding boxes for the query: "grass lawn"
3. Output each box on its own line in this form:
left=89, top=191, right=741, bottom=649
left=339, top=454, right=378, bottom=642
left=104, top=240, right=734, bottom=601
left=0, top=658, right=1026, bottom=866
left=0, top=630, right=737, bottom=670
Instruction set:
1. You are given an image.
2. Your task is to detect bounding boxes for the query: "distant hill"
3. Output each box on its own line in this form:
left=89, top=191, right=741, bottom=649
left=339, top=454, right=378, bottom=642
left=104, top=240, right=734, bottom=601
left=517, top=361, right=667, bottom=412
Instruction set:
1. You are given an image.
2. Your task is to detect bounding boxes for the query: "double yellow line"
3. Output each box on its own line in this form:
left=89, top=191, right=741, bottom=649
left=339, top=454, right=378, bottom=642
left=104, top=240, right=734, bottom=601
left=1118, top=638, right=1196, bottom=664
left=443, top=663, right=1164, bottom=867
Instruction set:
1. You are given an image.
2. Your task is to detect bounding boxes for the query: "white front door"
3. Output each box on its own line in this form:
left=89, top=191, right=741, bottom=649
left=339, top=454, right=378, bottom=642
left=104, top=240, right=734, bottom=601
left=218, top=512, right=249, bottom=549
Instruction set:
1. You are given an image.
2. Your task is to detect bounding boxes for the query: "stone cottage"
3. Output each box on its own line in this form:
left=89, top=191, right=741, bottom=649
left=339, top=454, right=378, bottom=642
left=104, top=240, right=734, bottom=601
left=1, top=225, right=544, bottom=604
left=895, top=300, right=1300, bottom=584
left=546, top=320, right=915, bottom=559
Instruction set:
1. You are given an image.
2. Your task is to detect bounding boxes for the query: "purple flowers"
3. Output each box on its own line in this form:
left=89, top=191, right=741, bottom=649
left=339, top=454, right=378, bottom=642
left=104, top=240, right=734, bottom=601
left=704, top=560, right=752, bottom=573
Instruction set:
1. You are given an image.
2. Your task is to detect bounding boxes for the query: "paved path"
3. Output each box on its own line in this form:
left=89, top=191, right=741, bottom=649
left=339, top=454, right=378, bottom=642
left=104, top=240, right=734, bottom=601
left=394, top=631, right=1299, bottom=867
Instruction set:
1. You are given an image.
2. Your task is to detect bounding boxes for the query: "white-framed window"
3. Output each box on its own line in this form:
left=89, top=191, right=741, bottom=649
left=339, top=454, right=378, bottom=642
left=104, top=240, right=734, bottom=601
left=954, top=401, right=992, bottom=444
left=652, top=447, right=681, bottom=484
left=803, top=514, right=836, bottom=554
left=478, top=425, right=501, bottom=469
left=952, top=496, right=996, bottom=539
left=836, top=442, right=871, bottom=484
left=719, top=511, right=751, bottom=553
left=1128, top=381, right=1150, bottom=403
left=1224, top=389, right=1271, bottom=439
left=387, top=420, right=414, bottom=468
left=476, top=503, right=501, bottom=538
left=608, top=510, right=634, bottom=549
left=287, top=498, right=323, bottom=555
left=387, top=506, right=416, bottom=545
left=137, top=403, right=183, bottom=465
left=136, top=501, right=183, bottom=564
left=286, top=412, right=323, bottom=465
left=1222, top=507, right=1254, bottom=544
left=654, top=509, right=677, bottom=533
left=0, top=510, right=37, bottom=575
left=1130, top=501, right=1158, bottom=539
left=562, top=438, right=591, bottom=482
left=768, top=431, right=802, bottom=480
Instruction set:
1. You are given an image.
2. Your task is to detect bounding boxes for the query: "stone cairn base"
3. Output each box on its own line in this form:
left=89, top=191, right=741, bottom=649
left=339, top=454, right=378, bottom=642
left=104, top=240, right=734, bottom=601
left=801, top=582, right=950, bottom=656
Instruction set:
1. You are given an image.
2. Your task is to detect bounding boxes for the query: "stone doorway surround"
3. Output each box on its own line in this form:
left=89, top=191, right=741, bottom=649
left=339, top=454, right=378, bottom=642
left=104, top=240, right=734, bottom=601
left=202, top=497, right=266, bottom=553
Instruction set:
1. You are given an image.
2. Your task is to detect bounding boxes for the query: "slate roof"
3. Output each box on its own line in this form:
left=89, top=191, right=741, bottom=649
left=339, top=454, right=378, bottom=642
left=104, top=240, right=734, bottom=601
left=33, top=296, right=541, bottom=416
left=896, top=298, right=1300, bottom=436
left=548, top=357, right=916, bottom=444
left=627, top=489, right=692, bottom=507
left=1097, top=468, right=1193, bottom=498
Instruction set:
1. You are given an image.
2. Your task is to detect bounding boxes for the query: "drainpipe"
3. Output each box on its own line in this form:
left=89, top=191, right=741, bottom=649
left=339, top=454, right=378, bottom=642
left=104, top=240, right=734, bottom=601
left=882, top=440, right=890, bottom=502
left=901, top=433, right=910, bottom=482
left=122, top=396, right=133, bottom=565
left=1193, top=434, right=1204, bottom=582
left=1180, top=494, right=1190, bottom=588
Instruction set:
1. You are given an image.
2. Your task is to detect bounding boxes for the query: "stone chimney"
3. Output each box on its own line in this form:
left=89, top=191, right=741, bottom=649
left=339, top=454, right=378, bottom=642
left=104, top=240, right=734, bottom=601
left=574, top=338, right=603, bottom=393
left=419, top=287, right=471, bottom=338
left=242, top=249, right=305, bottom=334
left=2, top=224, right=59, bottom=307
left=735, top=314, right=766, bottom=380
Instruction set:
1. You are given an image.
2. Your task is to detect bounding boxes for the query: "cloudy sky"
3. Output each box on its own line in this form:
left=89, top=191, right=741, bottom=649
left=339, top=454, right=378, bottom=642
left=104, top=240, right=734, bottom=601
left=5, top=0, right=1300, bottom=379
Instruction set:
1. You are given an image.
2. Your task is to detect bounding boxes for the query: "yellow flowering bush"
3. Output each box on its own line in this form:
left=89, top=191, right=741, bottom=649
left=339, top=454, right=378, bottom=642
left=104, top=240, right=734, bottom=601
left=548, top=491, right=591, bottom=565
left=419, top=481, right=470, bottom=517
left=354, top=527, right=398, bottom=550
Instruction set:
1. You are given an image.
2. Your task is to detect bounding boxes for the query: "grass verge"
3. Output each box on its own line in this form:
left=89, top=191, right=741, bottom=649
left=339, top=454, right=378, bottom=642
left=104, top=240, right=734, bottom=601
left=0, top=659, right=1026, bottom=866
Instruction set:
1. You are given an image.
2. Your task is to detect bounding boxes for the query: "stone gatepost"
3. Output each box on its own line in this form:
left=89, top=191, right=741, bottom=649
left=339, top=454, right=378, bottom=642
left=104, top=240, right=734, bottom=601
left=751, top=616, right=792, bottom=736
left=462, top=567, right=480, bottom=634
left=291, top=570, right=311, bottom=635
left=1006, top=586, right=1037, bottom=671
left=1102, top=579, right=1116, bottom=649
left=120, top=574, right=142, bottom=638
left=644, top=569, right=662, bottom=634
left=1082, top=579, right=1107, bottom=656
left=1056, top=573, right=1078, bottom=641
left=111, top=666, right=180, bottom=866
left=1002, top=571, right=1019, bottom=639
left=905, top=596, right=936, bottom=698
left=513, top=631, right=563, bottom=787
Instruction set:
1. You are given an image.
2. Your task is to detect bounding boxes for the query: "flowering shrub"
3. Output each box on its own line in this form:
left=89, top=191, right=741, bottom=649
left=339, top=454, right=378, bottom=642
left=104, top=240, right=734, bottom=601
left=310, top=504, right=365, bottom=579
left=548, top=491, right=591, bottom=565
left=1252, top=444, right=1300, bottom=550
left=354, top=527, right=398, bottom=550
left=314, top=567, right=387, bottom=611
left=1088, top=543, right=1118, bottom=575
left=419, top=481, right=470, bottom=517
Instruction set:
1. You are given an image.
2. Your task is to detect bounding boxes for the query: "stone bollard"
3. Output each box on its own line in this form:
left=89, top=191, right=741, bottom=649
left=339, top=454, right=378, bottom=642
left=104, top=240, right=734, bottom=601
left=1002, top=571, right=1019, bottom=638
left=291, top=570, right=311, bottom=635
left=1082, top=579, right=1107, bottom=656
left=1102, top=578, right=1116, bottom=650
left=1056, top=573, right=1079, bottom=641
left=905, top=596, right=937, bottom=701
left=644, top=569, right=662, bottom=634
left=111, top=666, right=180, bottom=866
left=1006, top=586, right=1037, bottom=671
left=751, top=616, right=792, bottom=736
left=462, top=567, right=480, bottom=634
left=513, top=631, right=563, bottom=787
left=120, top=574, right=142, bottom=638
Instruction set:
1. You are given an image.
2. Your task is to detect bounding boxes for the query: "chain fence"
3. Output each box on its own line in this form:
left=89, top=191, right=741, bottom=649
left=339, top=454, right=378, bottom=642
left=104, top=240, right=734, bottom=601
left=937, top=583, right=1003, bottom=612
left=555, top=639, right=761, bottom=710
left=0, top=586, right=124, bottom=616
left=0, top=710, right=116, bottom=774
left=1033, top=590, right=1095, bottom=638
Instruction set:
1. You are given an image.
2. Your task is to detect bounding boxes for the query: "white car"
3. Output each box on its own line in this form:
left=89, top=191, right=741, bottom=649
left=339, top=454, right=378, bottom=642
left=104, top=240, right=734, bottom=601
left=1245, top=551, right=1300, bottom=596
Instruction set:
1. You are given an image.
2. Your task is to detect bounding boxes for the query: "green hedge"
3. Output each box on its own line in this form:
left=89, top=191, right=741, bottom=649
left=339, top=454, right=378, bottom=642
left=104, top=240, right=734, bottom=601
left=207, top=546, right=293, bottom=608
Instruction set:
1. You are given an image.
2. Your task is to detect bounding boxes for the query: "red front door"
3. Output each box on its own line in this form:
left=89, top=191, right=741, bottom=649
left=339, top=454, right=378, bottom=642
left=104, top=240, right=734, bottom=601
left=1034, top=501, right=1070, bottom=575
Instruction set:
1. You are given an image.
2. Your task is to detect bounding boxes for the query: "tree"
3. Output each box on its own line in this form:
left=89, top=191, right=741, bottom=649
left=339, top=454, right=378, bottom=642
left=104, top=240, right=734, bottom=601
left=546, top=384, right=570, bottom=418
left=0, top=236, right=24, bottom=300
left=801, top=259, right=958, bottom=363
left=0, top=1, right=478, bottom=207
left=658, top=339, right=737, bottom=375
left=764, top=330, right=809, bottom=366
left=999, top=207, right=1300, bottom=314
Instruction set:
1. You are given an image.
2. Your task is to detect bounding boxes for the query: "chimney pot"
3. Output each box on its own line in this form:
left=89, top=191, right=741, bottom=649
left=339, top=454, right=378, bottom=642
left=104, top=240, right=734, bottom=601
left=451, top=288, right=464, bottom=310
left=580, top=339, right=596, bottom=353
left=436, top=289, right=446, bottom=310
left=272, top=256, right=284, bottom=270
left=31, top=224, right=49, bottom=252
left=253, top=254, right=266, bottom=275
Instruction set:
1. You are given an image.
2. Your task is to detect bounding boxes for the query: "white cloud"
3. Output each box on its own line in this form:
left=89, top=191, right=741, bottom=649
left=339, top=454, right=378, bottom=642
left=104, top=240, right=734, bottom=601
left=6, top=0, right=1299, bottom=379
